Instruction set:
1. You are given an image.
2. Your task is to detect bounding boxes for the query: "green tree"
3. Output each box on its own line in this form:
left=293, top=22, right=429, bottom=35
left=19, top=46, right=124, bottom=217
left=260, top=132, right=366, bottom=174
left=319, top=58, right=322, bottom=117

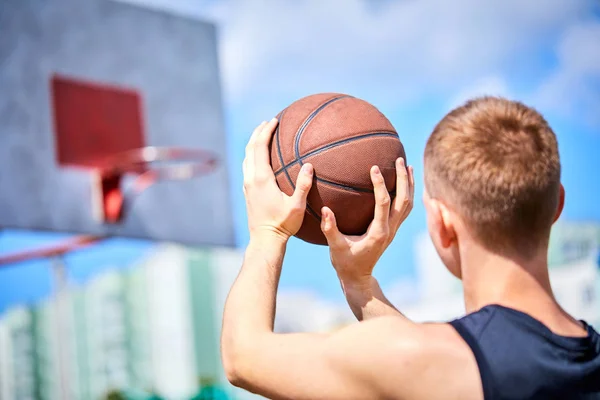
left=104, top=389, right=127, bottom=400
left=191, top=377, right=232, bottom=400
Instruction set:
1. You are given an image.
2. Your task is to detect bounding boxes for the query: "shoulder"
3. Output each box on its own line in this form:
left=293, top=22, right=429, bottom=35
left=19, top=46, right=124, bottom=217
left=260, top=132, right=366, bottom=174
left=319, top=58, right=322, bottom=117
left=337, top=317, right=484, bottom=400
left=351, top=314, right=479, bottom=355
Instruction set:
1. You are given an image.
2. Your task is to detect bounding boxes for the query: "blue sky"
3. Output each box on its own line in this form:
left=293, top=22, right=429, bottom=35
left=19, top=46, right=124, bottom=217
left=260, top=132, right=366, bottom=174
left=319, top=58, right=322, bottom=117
left=1, top=0, right=600, bottom=312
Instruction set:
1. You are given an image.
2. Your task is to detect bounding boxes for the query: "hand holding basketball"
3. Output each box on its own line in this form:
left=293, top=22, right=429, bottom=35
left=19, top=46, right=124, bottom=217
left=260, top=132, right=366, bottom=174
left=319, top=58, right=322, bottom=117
left=243, top=119, right=314, bottom=241
left=321, top=158, right=414, bottom=284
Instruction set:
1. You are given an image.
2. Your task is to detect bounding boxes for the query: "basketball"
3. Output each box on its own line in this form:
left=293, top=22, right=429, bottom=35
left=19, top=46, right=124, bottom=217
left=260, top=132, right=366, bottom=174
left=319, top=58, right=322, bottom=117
left=270, top=93, right=406, bottom=245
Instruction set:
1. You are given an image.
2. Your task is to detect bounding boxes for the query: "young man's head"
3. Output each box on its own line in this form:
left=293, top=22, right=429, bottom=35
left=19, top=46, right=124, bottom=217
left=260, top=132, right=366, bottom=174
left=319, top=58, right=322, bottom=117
left=423, top=97, right=564, bottom=278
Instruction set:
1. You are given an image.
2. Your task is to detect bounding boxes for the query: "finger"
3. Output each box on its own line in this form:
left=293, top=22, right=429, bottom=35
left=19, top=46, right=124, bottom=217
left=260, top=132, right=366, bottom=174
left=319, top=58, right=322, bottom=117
left=253, top=118, right=278, bottom=181
left=291, top=163, right=314, bottom=206
left=408, top=165, right=415, bottom=206
left=245, top=121, right=267, bottom=162
left=244, top=121, right=267, bottom=184
left=320, top=206, right=345, bottom=249
left=390, top=158, right=410, bottom=228
left=246, top=121, right=267, bottom=153
left=242, top=154, right=249, bottom=192
left=370, top=165, right=391, bottom=234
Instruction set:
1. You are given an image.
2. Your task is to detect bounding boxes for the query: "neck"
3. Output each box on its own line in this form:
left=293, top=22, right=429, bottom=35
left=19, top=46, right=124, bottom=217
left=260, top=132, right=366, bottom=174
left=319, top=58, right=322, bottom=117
left=460, top=242, right=557, bottom=314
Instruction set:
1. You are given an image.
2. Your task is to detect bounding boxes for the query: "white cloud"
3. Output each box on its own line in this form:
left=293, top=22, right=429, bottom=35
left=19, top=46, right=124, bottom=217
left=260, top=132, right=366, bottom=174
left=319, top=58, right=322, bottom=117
left=383, top=278, right=421, bottom=307
left=401, top=293, right=466, bottom=322
left=532, top=21, right=600, bottom=125
left=275, top=290, right=354, bottom=332
left=212, top=0, right=589, bottom=109
left=447, top=76, right=511, bottom=110
left=119, top=0, right=598, bottom=127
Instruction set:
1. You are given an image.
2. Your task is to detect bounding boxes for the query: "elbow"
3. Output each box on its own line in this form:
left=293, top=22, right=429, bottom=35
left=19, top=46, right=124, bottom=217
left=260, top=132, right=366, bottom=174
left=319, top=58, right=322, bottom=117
left=222, top=353, right=244, bottom=387
left=221, top=339, right=251, bottom=388
left=221, top=328, right=271, bottom=389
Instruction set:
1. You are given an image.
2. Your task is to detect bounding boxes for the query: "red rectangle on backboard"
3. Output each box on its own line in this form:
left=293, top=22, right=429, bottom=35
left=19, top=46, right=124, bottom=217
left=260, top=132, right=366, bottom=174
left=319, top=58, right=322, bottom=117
left=51, top=74, right=146, bottom=168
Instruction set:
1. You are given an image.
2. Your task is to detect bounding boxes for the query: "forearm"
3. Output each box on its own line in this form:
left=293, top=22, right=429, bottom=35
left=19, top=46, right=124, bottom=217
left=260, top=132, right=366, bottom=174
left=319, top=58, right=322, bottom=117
left=340, top=276, right=403, bottom=321
left=221, top=232, right=287, bottom=372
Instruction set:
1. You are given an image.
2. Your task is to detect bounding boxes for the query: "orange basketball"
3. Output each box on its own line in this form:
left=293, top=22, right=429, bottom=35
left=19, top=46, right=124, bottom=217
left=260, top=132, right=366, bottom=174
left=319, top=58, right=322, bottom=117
left=270, top=93, right=406, bottom=245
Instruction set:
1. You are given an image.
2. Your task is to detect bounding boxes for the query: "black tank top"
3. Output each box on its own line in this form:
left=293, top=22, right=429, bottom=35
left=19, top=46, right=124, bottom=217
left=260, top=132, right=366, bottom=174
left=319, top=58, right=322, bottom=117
left=450, top=304, right=600, bottom=400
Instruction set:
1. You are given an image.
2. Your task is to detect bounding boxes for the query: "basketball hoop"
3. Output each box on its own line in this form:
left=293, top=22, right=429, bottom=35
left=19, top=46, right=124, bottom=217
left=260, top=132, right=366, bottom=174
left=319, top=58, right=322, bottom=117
left=91, top=146, right=218, bottom=223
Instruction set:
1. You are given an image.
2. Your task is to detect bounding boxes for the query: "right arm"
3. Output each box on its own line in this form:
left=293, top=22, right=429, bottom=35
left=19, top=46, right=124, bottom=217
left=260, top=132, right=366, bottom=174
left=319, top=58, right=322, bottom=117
left=321, top=158, right=414, bottom=321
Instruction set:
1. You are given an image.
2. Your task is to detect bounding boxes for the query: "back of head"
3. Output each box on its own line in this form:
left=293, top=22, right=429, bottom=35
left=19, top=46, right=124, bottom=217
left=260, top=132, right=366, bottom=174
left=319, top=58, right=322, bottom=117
left=424, top=97, right=561, bottom=256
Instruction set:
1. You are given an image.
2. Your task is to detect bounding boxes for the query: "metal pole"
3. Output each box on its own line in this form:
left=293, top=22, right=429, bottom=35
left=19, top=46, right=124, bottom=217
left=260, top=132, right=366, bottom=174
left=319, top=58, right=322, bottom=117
left=52, top=257, right=71, bottom=400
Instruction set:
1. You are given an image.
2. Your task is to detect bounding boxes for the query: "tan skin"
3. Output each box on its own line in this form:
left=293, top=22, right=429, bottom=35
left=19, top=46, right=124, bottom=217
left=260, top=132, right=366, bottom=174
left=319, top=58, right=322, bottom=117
left=221, top=119, right=586, bottom=400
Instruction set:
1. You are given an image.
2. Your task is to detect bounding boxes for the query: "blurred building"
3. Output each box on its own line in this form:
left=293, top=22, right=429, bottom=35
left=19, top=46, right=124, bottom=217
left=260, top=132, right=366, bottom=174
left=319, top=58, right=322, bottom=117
left=269, top=222, right=600, bottom=333
left=0, top=307, right=38, bottom=400
left=0, top=304, right=64, bottom=400
left=548, top=222, right=600, bottom=327
left=549, top=222, right=600, bottom=267
left=404, top=222, right=600, bottom=326
left=0, top=244, right=242, bottom=400
left=0, top=222, right=598, bottom=399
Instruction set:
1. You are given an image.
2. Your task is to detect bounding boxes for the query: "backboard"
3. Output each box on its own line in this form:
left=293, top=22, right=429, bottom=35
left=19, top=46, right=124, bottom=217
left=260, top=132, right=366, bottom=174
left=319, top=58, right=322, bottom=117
left=0, top=0, right=234, bottom=246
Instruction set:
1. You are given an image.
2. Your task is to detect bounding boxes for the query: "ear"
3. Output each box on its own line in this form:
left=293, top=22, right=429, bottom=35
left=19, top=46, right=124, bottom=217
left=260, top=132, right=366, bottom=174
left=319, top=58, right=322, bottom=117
left=424, top=195, right=456, bottom=249
left=553, top=183, right=565, bottom=223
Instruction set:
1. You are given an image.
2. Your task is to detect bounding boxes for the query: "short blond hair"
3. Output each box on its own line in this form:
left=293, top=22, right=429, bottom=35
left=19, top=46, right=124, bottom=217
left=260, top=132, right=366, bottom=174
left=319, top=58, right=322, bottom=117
left=424, top=97, right=561, bottom=254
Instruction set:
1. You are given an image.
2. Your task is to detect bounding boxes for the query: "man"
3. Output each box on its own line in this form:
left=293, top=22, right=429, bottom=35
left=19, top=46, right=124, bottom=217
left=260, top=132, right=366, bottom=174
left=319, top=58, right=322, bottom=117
left=221, top=97, right=600, bottom=399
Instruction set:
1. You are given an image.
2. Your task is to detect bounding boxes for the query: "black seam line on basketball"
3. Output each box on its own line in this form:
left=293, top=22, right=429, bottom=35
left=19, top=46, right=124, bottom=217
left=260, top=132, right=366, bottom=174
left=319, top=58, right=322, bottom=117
left=315, top=177, right=395, bottom=195
left=275, top=107, right=291, bottom=189
left=305, top=202, right=322, bottom=220
left=275, top=108, right=321, bottom=221
left=293, top=95, right=352, bottom=166
left=281, top=94, right=350, bottom=223
left=274, top=131, right=399, bottom=176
